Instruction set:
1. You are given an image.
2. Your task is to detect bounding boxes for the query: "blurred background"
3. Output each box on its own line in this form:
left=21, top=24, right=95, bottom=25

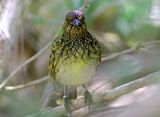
left=0, top=0, right=160, bottom=117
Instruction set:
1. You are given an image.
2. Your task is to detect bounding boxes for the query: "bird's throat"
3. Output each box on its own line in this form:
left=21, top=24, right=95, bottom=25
left=64, top=25, right=87, bottom=38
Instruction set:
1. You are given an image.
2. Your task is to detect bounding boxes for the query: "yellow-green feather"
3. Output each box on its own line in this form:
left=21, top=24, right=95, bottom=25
left=49, top=18, right=101, bottom=86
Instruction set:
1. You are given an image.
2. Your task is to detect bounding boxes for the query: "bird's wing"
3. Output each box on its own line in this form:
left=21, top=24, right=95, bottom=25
left=48, top=37, right=77, bottom=100
left=48, top=37, right=65, bottom=93
left=48, top=37, right=61, bottom=82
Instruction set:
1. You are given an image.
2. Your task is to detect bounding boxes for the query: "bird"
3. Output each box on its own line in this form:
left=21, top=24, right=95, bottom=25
left=48, top=10, right=101, bottom=117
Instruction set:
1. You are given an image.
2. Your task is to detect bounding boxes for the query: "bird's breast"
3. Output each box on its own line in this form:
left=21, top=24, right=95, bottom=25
left=56, top=58, right=97, bottom=86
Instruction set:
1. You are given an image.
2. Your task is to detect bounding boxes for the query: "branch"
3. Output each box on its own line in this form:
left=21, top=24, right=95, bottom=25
left=79, top=0, right=90, bottom=12
left=4, top=76, right=48, bottom=91
left=0, top=27, right=62, bottom=89
left=2, top=40, right=159, bottom=91
left=101, top=48, right=135, bottom=62
left=0, top=44, right=50, bottom=89
left=0, top=0, right=91, bottom=89
left=0, top=48, right=135, bottom=91
left=101, top=40, right=160, bottom=62
left=26, top=70, right=160, bottom=117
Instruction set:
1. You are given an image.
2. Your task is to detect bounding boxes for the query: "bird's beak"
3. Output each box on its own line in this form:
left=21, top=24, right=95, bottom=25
left=73, top=19, right=81, bottom=26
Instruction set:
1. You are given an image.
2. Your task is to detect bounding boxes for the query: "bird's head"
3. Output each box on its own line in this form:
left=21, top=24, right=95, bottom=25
left=63, top=10, right=87, bottom=36
left=66, top=10, right=85, bottom=27
left=65, top=10, right=85, bottom=27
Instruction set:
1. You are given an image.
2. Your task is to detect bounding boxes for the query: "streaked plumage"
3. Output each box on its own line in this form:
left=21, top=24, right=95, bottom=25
left=49, top=10, right=101, bottom=86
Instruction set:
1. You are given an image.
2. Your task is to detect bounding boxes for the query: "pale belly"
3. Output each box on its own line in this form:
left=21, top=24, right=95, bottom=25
left=56, top=59, right=97, bottom=86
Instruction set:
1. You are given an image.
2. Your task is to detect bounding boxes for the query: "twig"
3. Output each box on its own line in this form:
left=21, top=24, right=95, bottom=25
left=141, top=40, right=160, bottom=47
left=79, top=0, right=90, bottom=12
left=0, top=44, right=50, bottom=89
left=0, top=0, right=92, bottom=89
left=101, top=40, right=160, bottom=62
left=0, top=27, right=62, bottom=89
left=26, top=70, right=160, bottom=117
left=4, top=76, right=48, bottom=91
left=2, top=40, right=158, bottom=91
left=1, top=48, right=135, bottom=91
left=101, top=48, right=135, bottom=62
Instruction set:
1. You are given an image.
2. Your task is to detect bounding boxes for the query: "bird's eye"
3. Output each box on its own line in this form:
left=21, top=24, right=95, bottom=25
left=77, top=14, right=83, bottom=20
left=66, top=12, right=73, bottom=21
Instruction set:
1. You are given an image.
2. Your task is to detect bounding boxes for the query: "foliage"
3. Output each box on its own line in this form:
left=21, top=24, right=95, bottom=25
left=0, top=0, right=160, bottom=117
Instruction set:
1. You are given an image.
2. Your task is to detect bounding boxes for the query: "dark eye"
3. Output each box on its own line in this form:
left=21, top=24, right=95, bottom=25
left=77, top=14, right=83, bottom=20
left=66, top=12, right=74, bottom=20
